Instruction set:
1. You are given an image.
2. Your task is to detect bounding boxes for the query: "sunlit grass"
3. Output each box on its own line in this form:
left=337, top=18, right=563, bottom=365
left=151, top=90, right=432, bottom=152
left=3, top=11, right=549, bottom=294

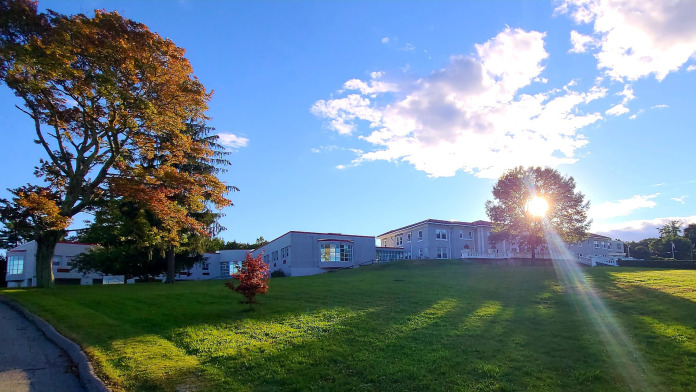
left=1, top=261, right=695, bottom=391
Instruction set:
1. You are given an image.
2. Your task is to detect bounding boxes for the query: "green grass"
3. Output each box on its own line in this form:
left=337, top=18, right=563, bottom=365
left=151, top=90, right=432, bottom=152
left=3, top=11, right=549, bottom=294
left=2, top=261, right=696, bottom=391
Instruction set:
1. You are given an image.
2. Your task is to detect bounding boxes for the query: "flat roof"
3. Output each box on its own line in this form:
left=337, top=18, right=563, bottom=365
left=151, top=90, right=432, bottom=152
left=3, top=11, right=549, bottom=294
left=259, top=230, right=376, bottom=249
left=377, top=219, right=493, bottom=238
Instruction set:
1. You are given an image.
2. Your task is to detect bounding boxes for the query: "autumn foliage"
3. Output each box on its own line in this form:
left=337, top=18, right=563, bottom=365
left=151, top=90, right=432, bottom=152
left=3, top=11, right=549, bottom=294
left=226, top=252, right=269, bottom=307
left=0, top=0, right=233, bottom=286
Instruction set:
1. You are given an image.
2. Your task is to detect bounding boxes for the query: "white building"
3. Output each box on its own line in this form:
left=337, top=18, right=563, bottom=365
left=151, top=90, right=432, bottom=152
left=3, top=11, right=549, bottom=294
left=252, top=231, right=383, bottom=277
left=5, top=241, right=115, bottom=287
left=4, top=241, right=252, bottom=287
left=5, top=221, right=627, bottom=286
left=377, top=218, right=625, bottom=263
left=377, top=219, right=504, bottom=260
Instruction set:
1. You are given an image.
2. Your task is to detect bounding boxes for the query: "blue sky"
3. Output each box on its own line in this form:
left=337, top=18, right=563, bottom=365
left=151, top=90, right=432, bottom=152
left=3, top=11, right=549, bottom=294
left=1, top=0, right=695, bottom=243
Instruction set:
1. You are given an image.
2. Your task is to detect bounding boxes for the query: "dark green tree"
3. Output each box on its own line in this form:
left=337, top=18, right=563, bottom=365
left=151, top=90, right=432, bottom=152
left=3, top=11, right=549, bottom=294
left=485, top=166, right=591, bottom=260
left=683, top=223, right=696, bottom=250
left=657, top=220, right=683, bottom=238
left=649, top=237, right=693, bottom=260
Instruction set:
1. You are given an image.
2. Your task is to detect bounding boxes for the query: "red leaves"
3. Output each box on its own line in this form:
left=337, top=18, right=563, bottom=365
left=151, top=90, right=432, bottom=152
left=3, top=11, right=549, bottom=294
left=227, top=252, right=269, bottom=306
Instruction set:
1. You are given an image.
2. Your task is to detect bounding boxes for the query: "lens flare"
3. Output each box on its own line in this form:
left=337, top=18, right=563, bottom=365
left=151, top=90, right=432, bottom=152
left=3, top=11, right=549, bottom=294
left=526, top=196, right=549, bottom=217
left=542, top=222, right=660, bottom=390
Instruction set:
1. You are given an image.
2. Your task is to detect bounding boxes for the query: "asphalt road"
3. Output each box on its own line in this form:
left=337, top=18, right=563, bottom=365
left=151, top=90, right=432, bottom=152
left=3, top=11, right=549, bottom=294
left=0, top=301, right=86, bottom=392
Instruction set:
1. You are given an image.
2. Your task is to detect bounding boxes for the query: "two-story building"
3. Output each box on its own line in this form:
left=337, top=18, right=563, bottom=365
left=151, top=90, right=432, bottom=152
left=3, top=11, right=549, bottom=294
left=377, top=219, right=506, bottom=260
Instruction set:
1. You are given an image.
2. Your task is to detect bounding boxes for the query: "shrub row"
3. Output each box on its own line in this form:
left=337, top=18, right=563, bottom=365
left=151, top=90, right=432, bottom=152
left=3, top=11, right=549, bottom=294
left=617, top=259, right=696, bottom=269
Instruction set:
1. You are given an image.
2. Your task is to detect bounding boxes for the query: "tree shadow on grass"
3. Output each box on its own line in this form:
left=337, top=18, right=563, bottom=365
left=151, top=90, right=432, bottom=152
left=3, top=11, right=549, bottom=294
left=166, top=268, right=621, bottom=391
left=587, top=268, right=696, bottom=391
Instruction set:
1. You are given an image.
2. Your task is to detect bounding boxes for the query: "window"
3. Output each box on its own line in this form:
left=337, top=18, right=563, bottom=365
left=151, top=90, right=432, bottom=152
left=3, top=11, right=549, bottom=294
left=272, top=251, right=279, bottom=262
left=437, top=248, right=449, bottom=259
left=7, top=254, right=24, bottom=275
left=264, top=254, right=270, bottom=264
left=594, top=241, right=599, bottom=248
left=65, top=256, right=73, bottom=267
left=418, top=230, right=423, bottom=240
left=281, top=246, right=290, bottom=259
left=459, top=231, right=463, bottom=239
left=436, top=229, right=447, bottom=240
left=202, top=262, right=210, bottom=271
left=469, top=231, right=473, bottom=238
left=220, top=262, right=230, bottom=276
left=616, top=243, right=622, bottom=250
left=52, top=255, right=62, bottom=266
left=396, top=235, right=403, bottom=246
left=320, top=243, right=353, bottom=262
left=418, top=249, right=423, bottom=258
left=407, top=233, right=411, bottom=242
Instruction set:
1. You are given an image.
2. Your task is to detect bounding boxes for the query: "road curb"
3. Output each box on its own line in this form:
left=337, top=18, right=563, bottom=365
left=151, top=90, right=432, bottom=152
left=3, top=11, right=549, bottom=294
left=0, top=296, right=110, bottom=392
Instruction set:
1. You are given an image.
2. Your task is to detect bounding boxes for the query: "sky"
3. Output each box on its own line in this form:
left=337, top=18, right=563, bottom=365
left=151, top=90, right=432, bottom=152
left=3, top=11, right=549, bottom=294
left=1, top=0, right=695, bottom=244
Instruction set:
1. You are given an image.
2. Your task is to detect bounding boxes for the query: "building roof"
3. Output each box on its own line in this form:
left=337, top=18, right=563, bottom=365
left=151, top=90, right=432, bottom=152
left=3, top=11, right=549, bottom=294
left=377, top=219, right=493, bottom=238
left=258, top=230, right=376, bottom=249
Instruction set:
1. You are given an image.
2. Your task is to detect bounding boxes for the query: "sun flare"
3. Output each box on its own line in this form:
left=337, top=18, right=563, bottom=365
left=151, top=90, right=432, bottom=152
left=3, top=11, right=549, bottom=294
left=527, top=196, right=549, bottom=217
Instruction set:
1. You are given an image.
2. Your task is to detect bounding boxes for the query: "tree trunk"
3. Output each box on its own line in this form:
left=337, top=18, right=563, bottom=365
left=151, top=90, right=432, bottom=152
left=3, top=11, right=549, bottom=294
left=165, top=247, right=176, bottom=284
left=531, top=247, right=536, bottom=264
left=35, top=230, right=63, bottom=288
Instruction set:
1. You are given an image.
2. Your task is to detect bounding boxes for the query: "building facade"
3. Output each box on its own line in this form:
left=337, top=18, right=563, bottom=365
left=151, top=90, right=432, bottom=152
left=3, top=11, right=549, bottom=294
left=5, top=221, right=628, bottom=286
left=4, top=241, right=251, bottom=287
left=251, top=231, right=381, bottom=277
left=377, top=219, right=506, bottom=260
left=6, top=241, right=107, bottom=287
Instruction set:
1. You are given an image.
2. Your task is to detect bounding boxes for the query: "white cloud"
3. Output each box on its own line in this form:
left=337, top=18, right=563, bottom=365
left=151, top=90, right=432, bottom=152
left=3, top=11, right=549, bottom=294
left=217, top=133, right=249, bottom=149
left=605, top=103, right=630, bottom=116
left=617, top=84, right=634, bottom=104
left=381, top=37, right=390, bottom=44
left=651, top=104, right=669, bottom=109
left=593, top=215, right=696, bottom=241
left=558, top=0, right=696, bottom=81
left=569, top=30, right=597, bottom=53
left=343, top=76, right=398, bottom=95
left=399, top=43, right=416, bottom=52
left=310, top=94, right=382, bottom=135
left=312, top=28, right=606, bottom=178
left=671, top=195, right=688, bottom=204
left=590, top=193, right=659, bottom=219
left=688, top=65, right=696, bottom=72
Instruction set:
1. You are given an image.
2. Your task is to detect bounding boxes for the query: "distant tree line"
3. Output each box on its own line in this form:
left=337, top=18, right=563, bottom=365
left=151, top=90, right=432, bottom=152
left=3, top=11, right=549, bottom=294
left=624, top=221, right=696, bottom=261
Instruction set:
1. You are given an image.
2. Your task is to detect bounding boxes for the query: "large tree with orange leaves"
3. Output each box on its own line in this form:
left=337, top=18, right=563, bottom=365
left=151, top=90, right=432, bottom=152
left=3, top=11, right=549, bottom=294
left=0, top=0, right=232, bottom=287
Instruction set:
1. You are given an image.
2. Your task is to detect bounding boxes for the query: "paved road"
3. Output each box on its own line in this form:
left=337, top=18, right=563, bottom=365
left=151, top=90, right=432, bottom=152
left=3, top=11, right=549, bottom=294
left=0, top=301, right=86, bottom=392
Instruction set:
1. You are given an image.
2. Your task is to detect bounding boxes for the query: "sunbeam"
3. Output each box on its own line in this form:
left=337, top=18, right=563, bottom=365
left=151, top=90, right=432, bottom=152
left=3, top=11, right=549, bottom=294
left=542, top=221, right=662, bottom=391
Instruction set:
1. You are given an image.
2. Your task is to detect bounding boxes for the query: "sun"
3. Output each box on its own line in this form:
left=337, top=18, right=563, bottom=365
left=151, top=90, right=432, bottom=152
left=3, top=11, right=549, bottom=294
left=527, top=196, right=549, bottom=217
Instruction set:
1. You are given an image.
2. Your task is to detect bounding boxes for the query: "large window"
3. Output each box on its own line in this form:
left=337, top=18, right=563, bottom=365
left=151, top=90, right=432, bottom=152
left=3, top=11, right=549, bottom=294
left=281, top=246, right=290, bottom=258
left=8, top=254, right=24, bottom=275
left=396, top=235, right=403, bottom=246
left=436, top=229, right=447, bottom=240
left=320, top=243, right=352, bottom=262
left=437, top=248, right=449, bottom=259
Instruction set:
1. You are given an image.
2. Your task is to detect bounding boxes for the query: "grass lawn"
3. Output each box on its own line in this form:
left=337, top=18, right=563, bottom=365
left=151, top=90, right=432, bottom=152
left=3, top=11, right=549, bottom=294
left=2, top=260, right=696, bottom=391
